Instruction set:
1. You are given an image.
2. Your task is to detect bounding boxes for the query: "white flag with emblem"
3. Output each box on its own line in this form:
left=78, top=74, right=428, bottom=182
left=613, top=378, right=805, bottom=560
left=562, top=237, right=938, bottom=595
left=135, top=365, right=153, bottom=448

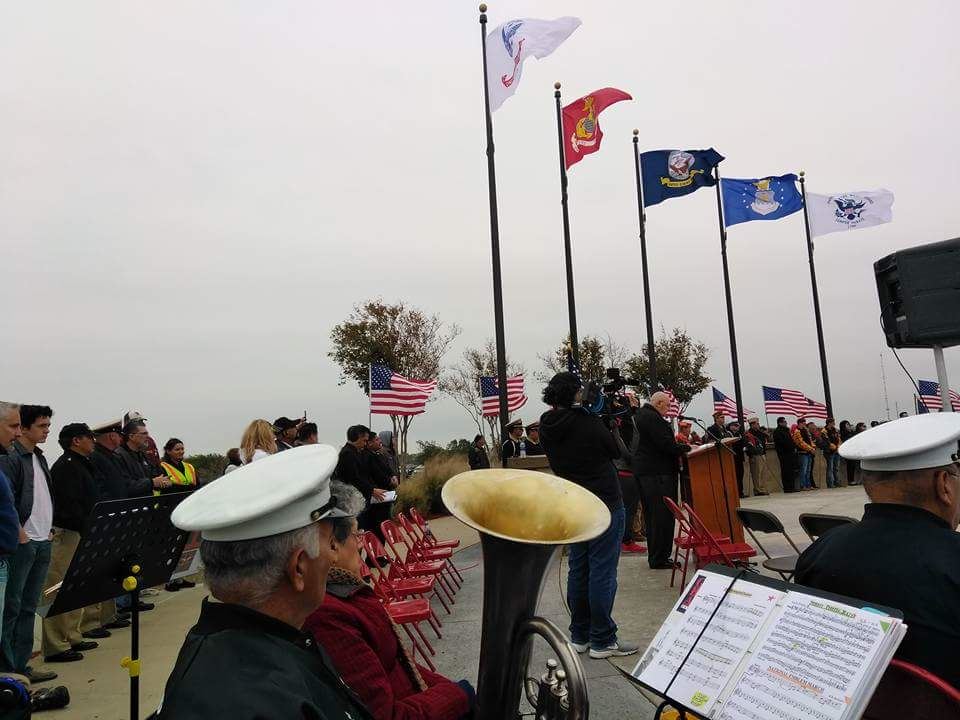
left=486, top=17, right=581, bottom=112
left=805, top=189, right=895, bottom=238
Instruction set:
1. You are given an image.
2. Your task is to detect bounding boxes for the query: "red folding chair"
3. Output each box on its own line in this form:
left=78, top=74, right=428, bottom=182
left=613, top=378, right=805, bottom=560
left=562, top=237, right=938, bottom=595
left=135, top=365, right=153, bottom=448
left=663, top=497, right=730, bottom=589
left=362, top=531, right=453, bottom=614
left=408, top=508, right=460, bottom=550
left=378, top=522, right=457, bottom=606
left=682, top=502, right=756, bottom=572
left=360, top=533, right=443, bottom=636
left=397, top=514, right=463, bottom=586
left=864, top=659, right=960, bottom=719
left=368, top=575, right=438, bottom=672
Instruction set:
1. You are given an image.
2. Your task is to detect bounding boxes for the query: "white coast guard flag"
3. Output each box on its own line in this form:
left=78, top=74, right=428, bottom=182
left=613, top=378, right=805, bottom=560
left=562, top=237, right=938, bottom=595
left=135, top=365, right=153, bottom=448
left=486, top=17, right=581, bottom=111
left=805, top=189, right=895, bottom=238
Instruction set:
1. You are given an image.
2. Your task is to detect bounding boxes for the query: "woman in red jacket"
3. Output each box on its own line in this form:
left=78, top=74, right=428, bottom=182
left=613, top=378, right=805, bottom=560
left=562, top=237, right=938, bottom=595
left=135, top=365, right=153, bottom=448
left=303, top=483, right=474, bottom=720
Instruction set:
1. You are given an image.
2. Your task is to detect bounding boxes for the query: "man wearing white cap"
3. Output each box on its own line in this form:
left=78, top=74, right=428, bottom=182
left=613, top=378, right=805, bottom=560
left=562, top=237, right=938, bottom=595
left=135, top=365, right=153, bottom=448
left=795, top=413, right=960, bottom=688
left=152, top=445, right=373, bottom=719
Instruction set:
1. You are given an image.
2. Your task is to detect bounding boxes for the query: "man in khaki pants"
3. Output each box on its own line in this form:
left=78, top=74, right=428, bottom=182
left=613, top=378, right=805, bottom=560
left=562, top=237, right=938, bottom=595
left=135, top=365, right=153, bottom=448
left=42, top=424, right=102, bottom=663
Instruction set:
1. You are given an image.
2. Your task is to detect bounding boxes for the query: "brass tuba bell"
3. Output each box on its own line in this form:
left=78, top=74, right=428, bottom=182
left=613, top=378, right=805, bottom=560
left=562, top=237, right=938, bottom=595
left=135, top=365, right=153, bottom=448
left=442, top=468, right=611, bottom=720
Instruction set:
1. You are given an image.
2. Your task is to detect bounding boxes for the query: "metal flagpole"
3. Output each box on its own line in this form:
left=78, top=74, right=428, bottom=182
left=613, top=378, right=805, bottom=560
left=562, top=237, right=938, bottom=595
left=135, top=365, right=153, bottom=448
left=632, top=130, right=658, bottom=388
left=934, top=345, right=953, bottom=412
left=798, top=171, right=834, bottom=417
left=478, top=4, right=511, bottom=465
left=712, top=167, right=746, bottom=430
left=553, top=82, right=580, bottom=366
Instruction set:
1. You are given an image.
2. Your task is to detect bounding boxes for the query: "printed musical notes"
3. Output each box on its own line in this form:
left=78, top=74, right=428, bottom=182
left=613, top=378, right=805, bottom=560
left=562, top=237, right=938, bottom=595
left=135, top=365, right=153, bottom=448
left=633, top=570, right=906, bottom=720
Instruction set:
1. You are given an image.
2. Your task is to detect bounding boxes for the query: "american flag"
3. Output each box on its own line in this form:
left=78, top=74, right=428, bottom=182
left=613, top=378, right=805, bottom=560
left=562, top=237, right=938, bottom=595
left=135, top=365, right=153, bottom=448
left=917, top=379, right=960, bottom=412
left=763, top=386, right=829, bottom=419
left=480, top=375, right=527, bottom=417
left=712, top=387, right=754, bottom=418
left=800, top=396, right=829, bottom=420
left=664, top=389, right=681, bottom=419
left=369, top=363, right=437, bottom=416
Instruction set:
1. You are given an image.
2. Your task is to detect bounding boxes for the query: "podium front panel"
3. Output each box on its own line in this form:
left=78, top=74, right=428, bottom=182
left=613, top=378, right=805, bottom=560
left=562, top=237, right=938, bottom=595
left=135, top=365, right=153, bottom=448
left=685, top=442, right=744, bottom=543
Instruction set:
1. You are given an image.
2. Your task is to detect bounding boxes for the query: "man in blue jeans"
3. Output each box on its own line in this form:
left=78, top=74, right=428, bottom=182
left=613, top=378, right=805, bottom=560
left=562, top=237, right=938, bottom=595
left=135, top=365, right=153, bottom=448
left=539, top=372, right=639, bottom=659
left=0, top=406, right=59, bottom=682
left=0, top=403, right=28, bottom=674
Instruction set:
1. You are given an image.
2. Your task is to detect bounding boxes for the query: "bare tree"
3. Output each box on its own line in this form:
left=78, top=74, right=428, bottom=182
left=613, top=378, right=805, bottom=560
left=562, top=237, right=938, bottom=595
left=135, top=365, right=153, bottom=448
left=440, top=339, right=524, bottom=464
left=329, top=299, right=460, bottom=468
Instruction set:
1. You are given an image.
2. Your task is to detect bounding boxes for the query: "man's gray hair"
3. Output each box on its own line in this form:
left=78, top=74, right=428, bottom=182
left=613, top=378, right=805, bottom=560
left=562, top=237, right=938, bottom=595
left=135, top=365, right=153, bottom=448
left=0, top=402, right=19, bottom=419
left=200, top=524, right=321, bottom=607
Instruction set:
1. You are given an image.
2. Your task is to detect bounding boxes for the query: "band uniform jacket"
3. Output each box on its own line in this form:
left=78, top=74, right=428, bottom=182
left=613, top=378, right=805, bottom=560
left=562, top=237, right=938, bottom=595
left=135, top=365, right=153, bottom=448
left=467, top=446, right=490, bottom=470
left=795, top=503, right=960, bottom=689
left=152, top=599, right=374, bottom=720
left=49, top=450, right=102, bottom=532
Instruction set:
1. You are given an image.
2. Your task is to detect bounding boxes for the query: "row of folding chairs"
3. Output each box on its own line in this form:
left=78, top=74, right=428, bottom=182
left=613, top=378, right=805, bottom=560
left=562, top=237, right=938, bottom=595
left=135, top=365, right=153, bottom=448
left=736, top=508, right=858, bottom=581
left=663, top=497, right=757, bottom=589
left=355, top=507, right=464, bottom=671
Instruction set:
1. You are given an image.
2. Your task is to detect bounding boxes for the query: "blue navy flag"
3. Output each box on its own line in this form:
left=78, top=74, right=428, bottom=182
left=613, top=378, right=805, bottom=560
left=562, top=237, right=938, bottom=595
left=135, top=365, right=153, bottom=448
left=640, top=148, right=724, bottom=207
left=721, top=174, right=803, bottom=227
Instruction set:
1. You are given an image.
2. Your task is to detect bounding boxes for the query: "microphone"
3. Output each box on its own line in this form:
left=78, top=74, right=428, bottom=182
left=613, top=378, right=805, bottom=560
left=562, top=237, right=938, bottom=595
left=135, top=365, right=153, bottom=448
left=678, top=415, right=702, bottom=422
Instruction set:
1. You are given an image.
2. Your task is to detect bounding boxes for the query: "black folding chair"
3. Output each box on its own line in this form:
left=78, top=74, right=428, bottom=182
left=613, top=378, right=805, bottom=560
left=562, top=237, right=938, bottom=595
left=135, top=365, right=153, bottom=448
left=736, top=508, right=804, bottom=580
left=798, top=512, right=858, bottom=541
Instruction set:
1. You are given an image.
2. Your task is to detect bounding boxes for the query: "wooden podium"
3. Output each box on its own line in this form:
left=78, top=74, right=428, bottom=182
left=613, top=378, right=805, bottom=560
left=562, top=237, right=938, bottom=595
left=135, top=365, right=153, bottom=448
left=685, top=438, right=744, bottom=543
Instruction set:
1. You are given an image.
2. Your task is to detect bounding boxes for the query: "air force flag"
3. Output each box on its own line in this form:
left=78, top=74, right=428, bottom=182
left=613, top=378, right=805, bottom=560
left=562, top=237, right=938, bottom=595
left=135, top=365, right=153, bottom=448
left=721, top=174, right=803, bottom=227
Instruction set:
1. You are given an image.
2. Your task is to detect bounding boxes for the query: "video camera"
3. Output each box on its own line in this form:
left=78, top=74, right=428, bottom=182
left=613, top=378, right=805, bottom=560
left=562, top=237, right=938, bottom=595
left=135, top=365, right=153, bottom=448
left=581, top=368, right=640, bottom=418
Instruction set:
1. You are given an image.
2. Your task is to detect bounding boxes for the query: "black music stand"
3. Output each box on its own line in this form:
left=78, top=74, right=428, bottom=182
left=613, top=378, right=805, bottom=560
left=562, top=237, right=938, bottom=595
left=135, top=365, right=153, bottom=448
left=45, top=493, right=192, bottom=720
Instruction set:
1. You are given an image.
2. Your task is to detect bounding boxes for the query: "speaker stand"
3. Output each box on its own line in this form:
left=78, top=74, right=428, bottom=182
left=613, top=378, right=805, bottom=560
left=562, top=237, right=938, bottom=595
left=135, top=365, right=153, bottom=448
left=934, top=345, right=953, bottom=412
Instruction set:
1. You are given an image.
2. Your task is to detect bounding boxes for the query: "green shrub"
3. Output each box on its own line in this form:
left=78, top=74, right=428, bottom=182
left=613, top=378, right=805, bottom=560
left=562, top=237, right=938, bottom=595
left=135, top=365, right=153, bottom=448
left=395, top=452, right=469, bottom=517
left=186, top=453, right=228, bottom=483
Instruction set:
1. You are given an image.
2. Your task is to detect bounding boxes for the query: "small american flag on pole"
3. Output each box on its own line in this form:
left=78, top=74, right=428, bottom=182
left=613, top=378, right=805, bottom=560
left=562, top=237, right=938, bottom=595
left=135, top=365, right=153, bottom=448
left=712, top=387, right=754, bottom=418
left=664, top=389, right=681, bottom=419
left=480, top=375, right=527, bottom=417
left=918, top=379, right=960, bottom=412
left=369, top=363, right=437, bottom=416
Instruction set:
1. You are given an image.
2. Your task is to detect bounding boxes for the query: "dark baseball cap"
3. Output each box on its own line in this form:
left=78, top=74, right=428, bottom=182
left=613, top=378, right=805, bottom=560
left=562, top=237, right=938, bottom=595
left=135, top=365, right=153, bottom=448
left=59, top=423, right=95, bottom=444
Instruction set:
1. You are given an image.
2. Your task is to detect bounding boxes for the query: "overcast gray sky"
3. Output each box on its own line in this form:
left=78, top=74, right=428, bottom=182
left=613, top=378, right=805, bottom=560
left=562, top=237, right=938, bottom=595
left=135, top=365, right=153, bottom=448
left=3, top=1, right=959, bottom=454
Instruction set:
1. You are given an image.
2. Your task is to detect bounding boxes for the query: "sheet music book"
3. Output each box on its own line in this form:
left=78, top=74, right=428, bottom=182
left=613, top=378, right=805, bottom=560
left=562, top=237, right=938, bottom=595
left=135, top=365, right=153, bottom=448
left=632, top=565, right=906, bottom=720
left=370, top=490, right=397, bottom=504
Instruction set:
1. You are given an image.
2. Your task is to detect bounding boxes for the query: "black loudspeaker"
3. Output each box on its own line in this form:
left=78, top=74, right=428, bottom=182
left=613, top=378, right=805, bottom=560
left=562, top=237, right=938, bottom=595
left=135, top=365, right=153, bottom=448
left=875, top=237, right=960, bottom=348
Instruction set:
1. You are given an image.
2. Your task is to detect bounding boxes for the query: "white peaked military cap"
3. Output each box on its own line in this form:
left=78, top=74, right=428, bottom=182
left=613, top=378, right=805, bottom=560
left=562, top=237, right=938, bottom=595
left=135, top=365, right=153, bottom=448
left=171, top=444, right=349, bottom=542
left=839, top=413, right=960, bottom=472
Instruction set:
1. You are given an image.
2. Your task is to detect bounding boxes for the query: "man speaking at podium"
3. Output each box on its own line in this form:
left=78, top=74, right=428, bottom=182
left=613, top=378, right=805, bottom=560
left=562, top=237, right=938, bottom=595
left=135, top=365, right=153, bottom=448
left=152, top=446, right=372, bottom=719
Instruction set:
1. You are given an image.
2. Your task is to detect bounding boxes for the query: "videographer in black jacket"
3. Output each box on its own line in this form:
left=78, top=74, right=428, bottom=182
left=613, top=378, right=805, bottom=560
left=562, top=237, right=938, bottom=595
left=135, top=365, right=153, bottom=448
left=539, top=372, right=638, bottom=659
left=632, top=392, right=691, bottom=570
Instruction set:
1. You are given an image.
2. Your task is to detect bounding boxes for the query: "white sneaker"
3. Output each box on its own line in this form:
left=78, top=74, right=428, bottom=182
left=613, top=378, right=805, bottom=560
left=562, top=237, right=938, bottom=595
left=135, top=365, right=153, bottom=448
left=570, top=641, right=588, bottom=654
left=589, top=640, right=640, bottom=659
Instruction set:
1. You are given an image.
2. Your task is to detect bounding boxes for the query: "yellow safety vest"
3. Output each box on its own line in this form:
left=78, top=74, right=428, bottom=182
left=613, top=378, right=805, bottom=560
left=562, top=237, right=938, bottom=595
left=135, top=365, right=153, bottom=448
left=159, top=461, right=197, bottom=495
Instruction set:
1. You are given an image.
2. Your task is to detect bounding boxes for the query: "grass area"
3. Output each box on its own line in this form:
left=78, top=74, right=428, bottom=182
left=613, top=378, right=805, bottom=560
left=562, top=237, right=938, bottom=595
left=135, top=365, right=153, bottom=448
left=395, top=452, right=469, bottom=517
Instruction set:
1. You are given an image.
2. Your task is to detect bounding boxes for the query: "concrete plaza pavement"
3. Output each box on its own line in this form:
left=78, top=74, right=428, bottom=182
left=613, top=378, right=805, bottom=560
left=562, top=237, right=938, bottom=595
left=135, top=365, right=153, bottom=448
left=38, top=485, right=869, bottom=719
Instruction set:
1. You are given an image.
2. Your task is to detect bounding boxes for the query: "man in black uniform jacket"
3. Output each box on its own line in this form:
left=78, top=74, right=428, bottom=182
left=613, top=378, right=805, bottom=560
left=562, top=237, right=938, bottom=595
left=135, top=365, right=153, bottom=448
left=501, top=419, right=524, bottom=459
left=633, top=392, right=691, bottom=569
left=153, top=444, right=373, bottom=720
left=771, top=416, right=798, bottom=492
left=795, top=414, right=960, bottom=689
left=333, top=425, right=385, bottom=534
left=467, top=435, right=490, bottom=470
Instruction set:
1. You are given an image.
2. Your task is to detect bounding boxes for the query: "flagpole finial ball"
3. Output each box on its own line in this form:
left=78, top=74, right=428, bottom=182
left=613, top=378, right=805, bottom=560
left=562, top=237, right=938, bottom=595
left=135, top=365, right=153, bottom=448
left=554, top=81, right=561, bottom=90
left=479, top=3, right=487, bottom=12
left=799, top=170, right=805, bottom=178
left=633, top=129, right=639, bottom=136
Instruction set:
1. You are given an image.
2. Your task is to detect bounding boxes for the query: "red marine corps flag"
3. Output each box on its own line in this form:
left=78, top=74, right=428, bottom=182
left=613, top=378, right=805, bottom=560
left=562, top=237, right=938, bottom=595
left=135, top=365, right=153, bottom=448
left=562, top=87, right=632, bottom=169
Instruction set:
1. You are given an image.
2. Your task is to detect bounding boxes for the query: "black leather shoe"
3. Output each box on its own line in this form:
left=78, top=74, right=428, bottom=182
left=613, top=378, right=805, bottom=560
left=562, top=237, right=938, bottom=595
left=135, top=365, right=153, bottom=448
left=134, top=601, right=155, bottom=612
left=70, top=641, right=98, bottom=652
left=31, top=685, right=71, bottom=711
left=82, top=628, right=111, bottom=639
left=44, top=650, right=84, bottom=663
left=104, top=617, right=131, bottom=629
left=650, top=561, right=682, bottom=570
